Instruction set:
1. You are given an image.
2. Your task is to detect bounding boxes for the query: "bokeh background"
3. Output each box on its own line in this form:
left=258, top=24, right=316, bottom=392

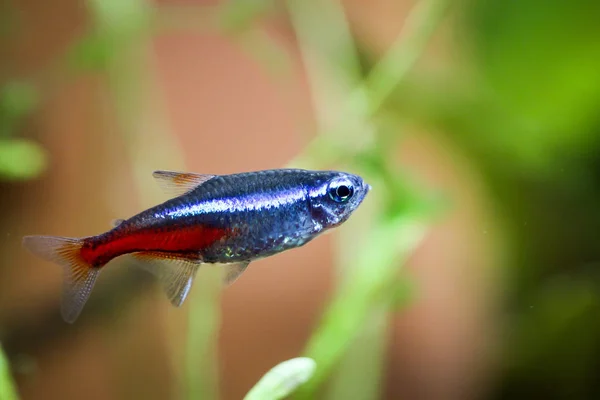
left=1, top=0, right=600, bottom=399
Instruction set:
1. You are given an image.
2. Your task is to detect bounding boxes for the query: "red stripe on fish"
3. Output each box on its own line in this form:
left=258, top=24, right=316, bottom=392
left=80, top=225, right=230, bottom=267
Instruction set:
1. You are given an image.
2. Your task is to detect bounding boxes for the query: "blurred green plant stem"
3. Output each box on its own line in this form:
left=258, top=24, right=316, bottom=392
left=84, top=0, right=220, bottom=399
left=0, top=344, right=18, bottom=400
left=284, top=0, right=448, bottom=398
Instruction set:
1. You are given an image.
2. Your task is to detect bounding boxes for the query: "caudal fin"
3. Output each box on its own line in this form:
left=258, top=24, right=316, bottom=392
left=22, top=235, right=100, bottom=324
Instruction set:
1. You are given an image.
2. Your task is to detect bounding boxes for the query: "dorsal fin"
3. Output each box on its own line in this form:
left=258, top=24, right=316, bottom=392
left=152, top=170, right=216, bottom=197
left=111, top=218, right=125, bottom=228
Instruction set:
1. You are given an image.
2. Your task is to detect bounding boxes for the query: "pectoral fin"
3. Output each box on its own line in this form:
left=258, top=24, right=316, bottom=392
left=222, top=262, right=250, bottom=285
left=152, top=170, right=216, bottom=197
left=131, top=252, right=201, bottom=307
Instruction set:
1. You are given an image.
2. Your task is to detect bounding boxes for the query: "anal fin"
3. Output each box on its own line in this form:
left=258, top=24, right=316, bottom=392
left=131, top=252, right=201, bottom=307
left=222, top=261, right=250, bottom=285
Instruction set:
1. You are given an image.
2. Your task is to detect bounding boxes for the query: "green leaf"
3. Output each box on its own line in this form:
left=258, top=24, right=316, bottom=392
left=243, top=358, right=317, bottom=400
left=0, top=138, right=47, bottom=180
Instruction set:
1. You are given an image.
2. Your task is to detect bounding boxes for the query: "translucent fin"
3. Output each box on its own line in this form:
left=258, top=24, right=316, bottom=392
left=222, top=262, right=250, bottom=285
left=152, top=170, right=215, bottom=197
left=131, top=252, right=201, bottom=307
left=22, top=235, right=99, bottom=324
left=111, top=218, right=125, bottom=227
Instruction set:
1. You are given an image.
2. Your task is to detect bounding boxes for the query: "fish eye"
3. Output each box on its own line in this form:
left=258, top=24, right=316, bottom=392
left=328, top=180, right=354, bottom=203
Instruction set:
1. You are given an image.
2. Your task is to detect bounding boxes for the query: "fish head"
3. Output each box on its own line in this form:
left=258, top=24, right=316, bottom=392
left=307, top=171, right=371, bottom=230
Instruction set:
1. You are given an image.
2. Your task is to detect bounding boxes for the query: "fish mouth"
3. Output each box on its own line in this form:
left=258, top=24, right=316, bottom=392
left=356, top=181, right=371, bottom=205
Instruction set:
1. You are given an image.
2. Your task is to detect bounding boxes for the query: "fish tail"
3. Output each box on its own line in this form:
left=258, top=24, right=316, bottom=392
left=22, top=235, right=100, bottom=324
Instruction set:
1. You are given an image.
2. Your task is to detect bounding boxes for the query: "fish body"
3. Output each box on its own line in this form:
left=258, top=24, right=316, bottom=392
left=23, top=169, right=371, bottom=323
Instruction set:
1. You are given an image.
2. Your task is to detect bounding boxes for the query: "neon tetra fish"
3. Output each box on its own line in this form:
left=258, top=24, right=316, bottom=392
left=22, top=169, right=371, bottom=323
